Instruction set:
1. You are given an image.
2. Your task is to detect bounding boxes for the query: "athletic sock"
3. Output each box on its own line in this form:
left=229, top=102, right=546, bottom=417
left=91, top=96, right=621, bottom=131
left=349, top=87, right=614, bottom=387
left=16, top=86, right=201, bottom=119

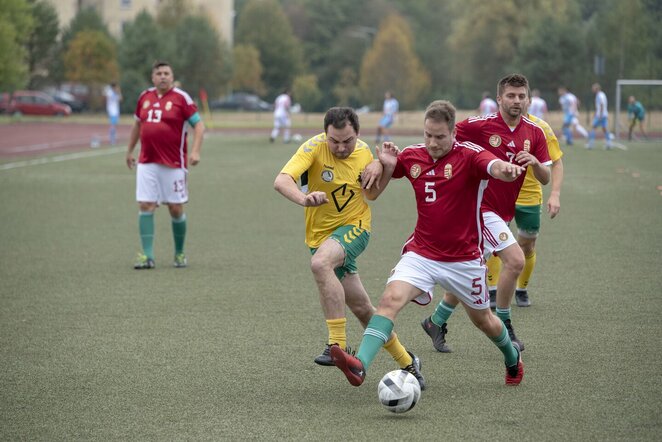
left=326, top=318, right=347, bottom=350
left=518, top=251, right=536, bottom=290
left=356, top=315, right=393, bottom=371
left=383, top=333, right=412, bottom=369
left=431, top=300, right=455, bottom=326
left=487, top=255, right=502, bottom=287
left=495, top=307, right=511, bottom=323
left=139, top=211, right=155, bottom=259
left=171, top=214, right=187, bottom=255
left=490, top=320, right=519, bottom=366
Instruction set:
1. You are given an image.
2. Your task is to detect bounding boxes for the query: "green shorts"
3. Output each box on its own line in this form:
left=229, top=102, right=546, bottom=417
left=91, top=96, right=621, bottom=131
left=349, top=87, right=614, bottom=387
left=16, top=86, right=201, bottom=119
left=515, top=204, right=541, bottom=238
left=310, top=225, right=370, bottom=280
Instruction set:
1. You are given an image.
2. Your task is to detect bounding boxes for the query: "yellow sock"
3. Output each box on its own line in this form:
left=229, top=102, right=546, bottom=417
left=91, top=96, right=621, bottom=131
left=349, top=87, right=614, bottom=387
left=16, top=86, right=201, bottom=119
left=326, top=318, right=347, bottom=349
left=383, top=333, right=412, bottom=369
left=487, top=255, right=502, bottom=289
left=518, top=251, right=536, bottom=290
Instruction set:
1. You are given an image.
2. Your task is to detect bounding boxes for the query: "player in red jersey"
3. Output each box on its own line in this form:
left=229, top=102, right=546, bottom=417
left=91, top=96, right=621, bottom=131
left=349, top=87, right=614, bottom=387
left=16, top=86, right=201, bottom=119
left=421, top=74, right=551, bottom=353
left=126, top=61, right=205, bottom=269
left=331, top=100, right=525, bottom=387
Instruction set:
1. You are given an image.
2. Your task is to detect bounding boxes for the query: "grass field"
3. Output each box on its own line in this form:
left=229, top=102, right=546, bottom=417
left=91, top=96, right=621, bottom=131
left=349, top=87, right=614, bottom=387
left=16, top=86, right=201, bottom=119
left=1, top=132, right=661, bottom=440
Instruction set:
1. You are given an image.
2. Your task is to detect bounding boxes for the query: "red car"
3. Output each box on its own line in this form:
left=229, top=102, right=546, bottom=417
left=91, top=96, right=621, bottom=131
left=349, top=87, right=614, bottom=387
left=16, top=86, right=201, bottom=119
left=0, top=90, right=72, bottom=116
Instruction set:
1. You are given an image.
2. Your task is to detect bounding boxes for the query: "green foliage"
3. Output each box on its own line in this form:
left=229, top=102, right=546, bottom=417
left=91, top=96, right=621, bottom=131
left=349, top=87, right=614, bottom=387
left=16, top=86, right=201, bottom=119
left=292, top=74, right=322, bottom=112
left=171, top=15, right=232, bottom=101
left=26, top=0, right=59, bottom=89
left=359, top=13, right=430, bottom=109
left=513, top=16, right=588, bottom=103
left=0, top=0, right=33, bottom=91
left=63, top=30, right=118, bottom=110
left=236, top=0, right=303, bottom=98
left=51, top=7, right=111, bottom=85
left=156, top=0, right=192, bottom=29
left=118, top=11, right=175, bottom=83
left=332, top=68, right=362, bottom=108
left=232, top=44, right=266, bottom=96
left=119, top=69, right=150, bottom=114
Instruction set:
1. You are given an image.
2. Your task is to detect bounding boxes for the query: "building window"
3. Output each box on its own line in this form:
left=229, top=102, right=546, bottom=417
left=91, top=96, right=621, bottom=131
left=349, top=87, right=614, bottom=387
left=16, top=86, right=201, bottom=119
left=121, top=0, right=131, bottom=8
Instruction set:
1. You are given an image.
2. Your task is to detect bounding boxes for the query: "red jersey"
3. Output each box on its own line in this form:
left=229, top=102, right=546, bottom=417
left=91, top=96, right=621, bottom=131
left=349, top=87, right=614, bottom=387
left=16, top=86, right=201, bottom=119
left=134, top=87, right=198, bottom=169
left=393, top=141, right=498, bottom=262
left=456, top=113, right=551, bottom=221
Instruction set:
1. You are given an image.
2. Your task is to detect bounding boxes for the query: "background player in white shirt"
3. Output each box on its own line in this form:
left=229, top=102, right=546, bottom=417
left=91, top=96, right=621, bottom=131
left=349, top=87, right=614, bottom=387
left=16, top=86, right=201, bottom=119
left=479, top=91, right=498, bottom=116
left=270, top=89, right=292, bottom=143
left=587, top=83, right=613, bottom=149
left=557, top=86, right=588, bottom=145
left=528, top=89, right=547, bottom=119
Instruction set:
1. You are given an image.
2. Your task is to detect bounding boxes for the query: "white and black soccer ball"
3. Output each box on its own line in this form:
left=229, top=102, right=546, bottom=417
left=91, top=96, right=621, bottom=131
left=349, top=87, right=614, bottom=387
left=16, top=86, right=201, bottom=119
left=292, top=133, right=303, bottom=143
left=377, top=370, right=421, bottom=413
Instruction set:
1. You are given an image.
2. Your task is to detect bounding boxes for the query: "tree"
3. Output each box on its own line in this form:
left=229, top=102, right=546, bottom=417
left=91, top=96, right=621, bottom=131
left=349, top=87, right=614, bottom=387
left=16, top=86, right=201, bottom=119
left=63, top=30, right=118, bottom=110
left=235, top=0, right=303, bottom=98
left=26, top=0, right=60, bottom=89
left=156, top=0, right=192, bottom=29
left=0, top=0, right=34, bottom=91
left=52, top=7, right=111, bottom=85
left=359, top=13, right=430, bottom=109
left=333, top=68, right=362, bottom=108
left=119, top=11, right=175, bottom=83
left=513, top=15, right=587, bottom=107
left=292, top=74, right=322, bottom=112
left=171, top=15, right=232, bottom=101
left=232, top=44, right=266, bottom=96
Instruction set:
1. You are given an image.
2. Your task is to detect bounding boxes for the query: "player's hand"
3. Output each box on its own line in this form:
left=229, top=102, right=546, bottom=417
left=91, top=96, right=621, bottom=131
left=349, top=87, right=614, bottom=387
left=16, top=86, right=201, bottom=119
left=361, top=160, right=383, bottom=190
left=515, top=151, right=539, bottom=168
left=376, top=142, right=398, bottom=169
left=303, top=191, right=328, bottom=207
left=189, top=152, right=200, bottom=166
left=547, top=193, right=560, bottom=218
left=126, top=153, right=136, bottom=169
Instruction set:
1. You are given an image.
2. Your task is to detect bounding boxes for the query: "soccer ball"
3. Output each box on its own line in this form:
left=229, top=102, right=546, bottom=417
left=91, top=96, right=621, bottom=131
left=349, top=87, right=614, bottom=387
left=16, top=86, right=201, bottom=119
left=292, top=133, right=303, bottom=142
left=377, top=370, right=421, bottom=413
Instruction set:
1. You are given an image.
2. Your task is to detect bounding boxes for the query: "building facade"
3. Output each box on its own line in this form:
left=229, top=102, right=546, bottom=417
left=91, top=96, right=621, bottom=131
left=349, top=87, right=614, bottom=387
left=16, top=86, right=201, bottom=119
left=47, top=0, right=234, bottom=46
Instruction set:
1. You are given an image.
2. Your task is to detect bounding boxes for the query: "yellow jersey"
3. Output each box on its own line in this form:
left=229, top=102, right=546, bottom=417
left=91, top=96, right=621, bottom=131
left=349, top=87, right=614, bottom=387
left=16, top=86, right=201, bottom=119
left=280, top=133, right=373, bottom=248
left=516, top=114, right=563, bottom=206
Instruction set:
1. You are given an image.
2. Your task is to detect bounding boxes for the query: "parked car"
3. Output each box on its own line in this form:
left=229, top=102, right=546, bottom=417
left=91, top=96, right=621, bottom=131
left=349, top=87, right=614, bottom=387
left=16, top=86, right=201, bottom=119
left=209, top=92, right=273, bottom=111
left=0, top=91, right=71, bottom=116
left=43, top=88, right=87, bottom=112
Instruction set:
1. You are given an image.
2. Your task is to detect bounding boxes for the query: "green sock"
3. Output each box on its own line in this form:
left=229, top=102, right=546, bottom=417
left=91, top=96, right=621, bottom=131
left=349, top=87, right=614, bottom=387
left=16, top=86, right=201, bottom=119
left=139, top=212, right=155, bottom=259
left=495, top=307, right=511, bottom=322
left=490, top=320, right=519, bottom=366
left=356, top=315, right=394, bottom=371
left=172, top=214, right=187, bottom=255
left=431, top=300, right=455, bottom=326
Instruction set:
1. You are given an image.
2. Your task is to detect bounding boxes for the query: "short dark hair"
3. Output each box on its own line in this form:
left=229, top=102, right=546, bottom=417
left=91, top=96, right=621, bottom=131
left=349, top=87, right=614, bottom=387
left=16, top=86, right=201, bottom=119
left=497, top=73, right=529, bottom=97
left=152, top=60, right=172, bottom=73
left=324, top=107, right=360, bottom=134
left=424, top=100, right=456, bottom=130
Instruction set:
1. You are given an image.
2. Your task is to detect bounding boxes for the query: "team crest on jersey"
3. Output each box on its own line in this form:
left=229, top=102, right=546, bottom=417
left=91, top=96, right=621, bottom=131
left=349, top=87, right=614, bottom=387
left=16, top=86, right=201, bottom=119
left=321, top=170, right=334, bottom=182
left=489, top=135, right=502, bottom=147
left=444, top=163, right=453, bottom=179
left=142, top=100, right=151, bottom=109
left=523, top=139, right=531, bottom=152
left=410, top=164, right=422, bottom=178
left=499, top=232, right=510, bottom=241
left=165, top=101, right=173, bottom=111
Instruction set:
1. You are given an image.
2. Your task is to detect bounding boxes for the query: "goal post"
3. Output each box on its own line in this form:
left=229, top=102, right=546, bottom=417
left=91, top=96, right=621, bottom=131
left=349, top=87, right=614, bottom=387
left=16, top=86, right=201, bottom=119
left=615, top=79, right=662, bottom=140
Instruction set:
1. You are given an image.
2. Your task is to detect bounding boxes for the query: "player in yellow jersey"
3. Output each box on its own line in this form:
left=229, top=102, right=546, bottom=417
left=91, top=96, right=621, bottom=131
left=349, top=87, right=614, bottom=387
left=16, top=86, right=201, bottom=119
left=274, top=107, right=425, bottom=389
left=486, top=100, right=564, bottom=308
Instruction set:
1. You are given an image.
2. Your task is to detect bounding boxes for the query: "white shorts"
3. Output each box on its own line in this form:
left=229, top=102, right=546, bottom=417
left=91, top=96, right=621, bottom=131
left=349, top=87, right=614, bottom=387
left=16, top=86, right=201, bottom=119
left=482, top=211, right=517, bottom=258
left=136, top=163, right=188, bottom=204
left=387, top=252, right=491, bottom=310
left=273, top=115, right=291, bottom=129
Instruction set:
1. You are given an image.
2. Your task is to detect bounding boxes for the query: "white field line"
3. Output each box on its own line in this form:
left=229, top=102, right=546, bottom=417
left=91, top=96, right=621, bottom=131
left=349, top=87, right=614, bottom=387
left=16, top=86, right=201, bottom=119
left=5, top=138, right=96, bottom=153
left=0, top=147, right=124, bottom=171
